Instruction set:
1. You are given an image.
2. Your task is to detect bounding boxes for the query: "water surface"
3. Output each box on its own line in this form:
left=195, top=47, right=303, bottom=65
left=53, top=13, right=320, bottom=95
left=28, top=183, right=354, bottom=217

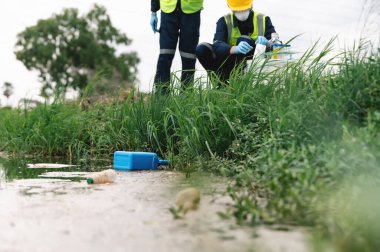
left=0, top=155, right=309, bottom=252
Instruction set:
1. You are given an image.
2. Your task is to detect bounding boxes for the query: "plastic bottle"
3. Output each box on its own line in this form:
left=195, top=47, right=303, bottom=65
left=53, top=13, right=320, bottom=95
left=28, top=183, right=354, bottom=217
left=253, top=43, right=266, bottom=58
left=113, top=151, right=170, bottom=171
left=271, top=33, right=282, bottom=60
left=87, top=169, right=117, bottom=184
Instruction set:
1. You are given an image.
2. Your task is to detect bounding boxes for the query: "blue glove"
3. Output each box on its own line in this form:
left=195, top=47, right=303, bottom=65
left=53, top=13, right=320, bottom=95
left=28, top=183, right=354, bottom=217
left=234, top=41, right=253, bottom=55
left=255, top=36, right=268, bottom=46
left=150, top=12, right=158, bottom=33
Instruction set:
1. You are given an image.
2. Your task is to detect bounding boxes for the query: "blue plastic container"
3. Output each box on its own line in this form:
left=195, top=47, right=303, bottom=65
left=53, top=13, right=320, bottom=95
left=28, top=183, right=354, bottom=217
left=113, top=151, right=169, bottom=171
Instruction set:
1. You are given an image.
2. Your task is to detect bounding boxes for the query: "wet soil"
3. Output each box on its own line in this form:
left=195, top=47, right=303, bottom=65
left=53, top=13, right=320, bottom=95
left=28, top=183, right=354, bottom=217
left=0, top=157, right=309, bottom=252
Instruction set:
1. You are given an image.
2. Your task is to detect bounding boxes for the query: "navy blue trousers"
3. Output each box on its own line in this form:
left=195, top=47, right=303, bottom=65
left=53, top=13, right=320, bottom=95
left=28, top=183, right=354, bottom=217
left=196, top=37, right=256, bottom=83
left=154, top=9, right=201, bottom=93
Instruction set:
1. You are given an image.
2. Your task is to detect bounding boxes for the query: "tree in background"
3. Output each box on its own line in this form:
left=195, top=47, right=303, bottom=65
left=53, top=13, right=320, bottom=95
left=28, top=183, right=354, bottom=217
left=2, top=82, right=14, bottom=105
left=14, top=4, right=139, bottom=98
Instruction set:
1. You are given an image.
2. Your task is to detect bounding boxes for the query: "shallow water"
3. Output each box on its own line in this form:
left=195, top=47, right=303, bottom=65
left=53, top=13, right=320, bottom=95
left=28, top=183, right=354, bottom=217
left=0, top=155, right=110, bottom=182
left=0, top=156, right=309, bottom=252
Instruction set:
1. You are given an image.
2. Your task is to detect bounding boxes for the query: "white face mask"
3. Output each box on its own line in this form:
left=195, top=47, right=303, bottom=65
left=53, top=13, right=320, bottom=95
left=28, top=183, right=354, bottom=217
left=234, top=10, right=251, bottom=21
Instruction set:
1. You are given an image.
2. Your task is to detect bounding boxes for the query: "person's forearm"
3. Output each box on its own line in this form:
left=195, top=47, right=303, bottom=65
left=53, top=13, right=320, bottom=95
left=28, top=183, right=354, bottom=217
left=213, top=41, right=233, bottom=58
left=213, top=18, right=233, bottom=57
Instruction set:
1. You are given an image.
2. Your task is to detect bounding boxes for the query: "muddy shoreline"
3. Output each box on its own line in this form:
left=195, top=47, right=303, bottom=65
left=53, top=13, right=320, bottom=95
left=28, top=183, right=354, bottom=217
left=0, top=157, right=309, bottom=252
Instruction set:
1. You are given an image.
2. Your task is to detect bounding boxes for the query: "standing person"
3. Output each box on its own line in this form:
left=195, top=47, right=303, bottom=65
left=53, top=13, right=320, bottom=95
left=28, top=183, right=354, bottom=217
left=150, top=0, right=203, bottom=94
left=195, top=0, right=277, bottom=84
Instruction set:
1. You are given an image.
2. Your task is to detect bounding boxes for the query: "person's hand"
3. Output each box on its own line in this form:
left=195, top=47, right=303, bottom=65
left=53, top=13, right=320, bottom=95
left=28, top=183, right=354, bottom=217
left=233, top=41, right=253, bottom=55
left=255, top=36, right=268, bottom=46
left=150, top=12, right=159, bottom=33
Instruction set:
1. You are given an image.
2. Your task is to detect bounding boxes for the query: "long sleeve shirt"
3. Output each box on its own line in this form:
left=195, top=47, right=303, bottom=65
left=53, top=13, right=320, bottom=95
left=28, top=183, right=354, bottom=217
left=213, top=11, right=276, bottom=58
left=151, top=0, right=160, bottom=12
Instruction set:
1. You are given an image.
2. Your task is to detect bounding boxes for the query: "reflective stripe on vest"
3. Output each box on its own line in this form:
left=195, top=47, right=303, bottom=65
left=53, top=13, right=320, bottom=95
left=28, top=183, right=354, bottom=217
left=224, top=12, right=266, bottom=46
left=160, top=0, right=203, bottom=14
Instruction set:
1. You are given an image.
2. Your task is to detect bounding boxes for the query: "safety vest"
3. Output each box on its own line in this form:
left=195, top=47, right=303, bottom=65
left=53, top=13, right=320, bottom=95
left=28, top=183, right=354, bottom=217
left=160, top=0, right=203, bottom=14
left=224, top=12, right=267, bottom=46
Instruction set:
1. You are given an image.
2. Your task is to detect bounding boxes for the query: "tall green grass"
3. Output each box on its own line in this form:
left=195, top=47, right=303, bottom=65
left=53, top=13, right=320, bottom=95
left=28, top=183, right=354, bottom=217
left=1, top=41, right=377, bottom=161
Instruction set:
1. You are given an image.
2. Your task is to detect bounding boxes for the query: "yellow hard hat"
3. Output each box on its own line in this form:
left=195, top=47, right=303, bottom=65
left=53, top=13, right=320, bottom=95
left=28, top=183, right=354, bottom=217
left=227, top=0, right=253, bottom=11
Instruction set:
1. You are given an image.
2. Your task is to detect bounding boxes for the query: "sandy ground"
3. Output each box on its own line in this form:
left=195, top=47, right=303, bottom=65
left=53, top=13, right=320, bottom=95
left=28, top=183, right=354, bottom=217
left=0, top=168, right=310, bottom=252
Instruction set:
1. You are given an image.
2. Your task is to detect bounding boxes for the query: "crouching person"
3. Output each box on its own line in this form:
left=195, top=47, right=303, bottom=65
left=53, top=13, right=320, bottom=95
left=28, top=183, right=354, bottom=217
left=196, top=0, right=277, bottom=85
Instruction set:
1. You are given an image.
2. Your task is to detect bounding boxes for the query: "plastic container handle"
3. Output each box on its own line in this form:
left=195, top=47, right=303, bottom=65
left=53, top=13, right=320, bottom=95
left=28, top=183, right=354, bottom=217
left=158, top=159, right=169, bottom=165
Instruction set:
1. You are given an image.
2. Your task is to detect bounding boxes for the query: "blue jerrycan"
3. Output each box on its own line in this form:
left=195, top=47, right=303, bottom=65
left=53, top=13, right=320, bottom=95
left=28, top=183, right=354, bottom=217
left=113, top=151, right=169, bottom=171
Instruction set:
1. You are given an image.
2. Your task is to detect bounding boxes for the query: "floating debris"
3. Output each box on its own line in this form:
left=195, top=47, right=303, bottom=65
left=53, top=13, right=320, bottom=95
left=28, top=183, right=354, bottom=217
left=27, top=163, right=77, bottom=169
left=175, top=187, right=201, bottom=213
left=38, top=172, right=89, bottom=179
left=86, top=169, right=118, bottom=184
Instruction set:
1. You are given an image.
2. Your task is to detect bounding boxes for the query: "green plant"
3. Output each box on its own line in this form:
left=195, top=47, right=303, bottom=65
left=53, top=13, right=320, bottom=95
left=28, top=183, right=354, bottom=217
left=1, top=41, right=379, bottom=251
